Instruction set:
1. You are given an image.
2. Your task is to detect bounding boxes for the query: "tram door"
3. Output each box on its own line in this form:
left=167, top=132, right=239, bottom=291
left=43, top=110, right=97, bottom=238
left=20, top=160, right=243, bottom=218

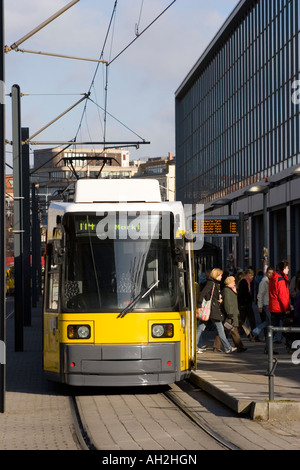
left=43, top=246, right=60, bottom=373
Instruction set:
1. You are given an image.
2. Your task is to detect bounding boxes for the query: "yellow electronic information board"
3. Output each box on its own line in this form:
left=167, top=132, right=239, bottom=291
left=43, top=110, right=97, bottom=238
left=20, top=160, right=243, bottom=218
left=193, top=217, right=239, bottom=236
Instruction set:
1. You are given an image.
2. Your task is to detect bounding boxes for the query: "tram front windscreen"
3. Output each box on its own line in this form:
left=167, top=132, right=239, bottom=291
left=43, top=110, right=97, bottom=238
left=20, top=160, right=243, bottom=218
left=62, top=212, right=179, bottom=312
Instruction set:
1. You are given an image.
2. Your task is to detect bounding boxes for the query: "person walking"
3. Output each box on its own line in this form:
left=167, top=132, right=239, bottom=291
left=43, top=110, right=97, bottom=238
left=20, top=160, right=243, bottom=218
left=195, top=270, right=213, bottom=353
left=237, top=268, right=257, bottom=339
left=197, top=268, right=237, bottom=354
left=252, top=266, right=274, bottom=340
left=195, top=281, right=208, bottom=353
left=220, top=276, right=247, bottom=352
left=267, top=260, right=291, bottom=353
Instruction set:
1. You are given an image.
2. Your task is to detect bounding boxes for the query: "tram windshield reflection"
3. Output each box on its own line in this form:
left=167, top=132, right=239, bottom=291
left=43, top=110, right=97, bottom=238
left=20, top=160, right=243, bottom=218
left=62, top=212, right=178, bottom=312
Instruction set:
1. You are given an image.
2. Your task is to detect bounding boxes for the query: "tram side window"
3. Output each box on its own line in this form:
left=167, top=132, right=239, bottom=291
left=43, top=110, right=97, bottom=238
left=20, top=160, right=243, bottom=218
left=178, top=262, right=189, bottom=310
left=45, top=248, right=60, bottom=311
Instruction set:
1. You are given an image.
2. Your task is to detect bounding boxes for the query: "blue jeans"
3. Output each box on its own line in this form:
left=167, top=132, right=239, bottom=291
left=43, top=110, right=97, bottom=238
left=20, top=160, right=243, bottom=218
left=253, top=305, right=270, bottom=337
left=253, top=306, right=282, bottom=342
left=196, top=321, right=206, bottom=348
left=213, top=321, right=233, bottom=352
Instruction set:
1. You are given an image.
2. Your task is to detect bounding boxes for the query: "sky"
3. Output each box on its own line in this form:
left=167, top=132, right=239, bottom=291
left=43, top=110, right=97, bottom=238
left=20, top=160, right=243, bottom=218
left=4, top=0, right=239, bottom=167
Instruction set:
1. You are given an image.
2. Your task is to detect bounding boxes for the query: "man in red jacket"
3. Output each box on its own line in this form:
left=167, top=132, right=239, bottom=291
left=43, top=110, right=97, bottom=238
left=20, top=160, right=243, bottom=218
left=267, top=260, right=291, bottom=353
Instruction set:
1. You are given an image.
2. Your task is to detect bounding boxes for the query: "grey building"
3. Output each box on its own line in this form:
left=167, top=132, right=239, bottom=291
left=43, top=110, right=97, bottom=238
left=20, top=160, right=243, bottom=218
left=175, top=0, right=300, bottom=274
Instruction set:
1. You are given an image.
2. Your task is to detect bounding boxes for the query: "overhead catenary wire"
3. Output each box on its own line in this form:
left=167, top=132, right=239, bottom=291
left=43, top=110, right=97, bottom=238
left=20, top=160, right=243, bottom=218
left=88, top=97, right=145, bottom=141
left=75, top=1, right=118, bottom=144
left=108, top=0, right=177, bottom=66
left=75, top=0, right=177, bottom=149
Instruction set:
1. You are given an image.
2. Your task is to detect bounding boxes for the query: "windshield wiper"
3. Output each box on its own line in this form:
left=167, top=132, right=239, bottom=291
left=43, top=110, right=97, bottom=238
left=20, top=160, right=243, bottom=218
left=117, top=280, right=160, bottom=318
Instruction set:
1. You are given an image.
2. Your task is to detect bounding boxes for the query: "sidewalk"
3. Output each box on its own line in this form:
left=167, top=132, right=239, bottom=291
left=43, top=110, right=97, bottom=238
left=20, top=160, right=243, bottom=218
left=191, top=329, right=300, bottom=420
left=0, top=298, right=79, bottom=450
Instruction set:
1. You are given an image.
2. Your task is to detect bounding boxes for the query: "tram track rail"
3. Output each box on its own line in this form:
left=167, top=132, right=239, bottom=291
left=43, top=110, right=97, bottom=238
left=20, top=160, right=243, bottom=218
left=70, top=395, right=96, bottom=450
left=70, top=382, right=240, bottom=451
left=163, top=385, right=239, bottom=451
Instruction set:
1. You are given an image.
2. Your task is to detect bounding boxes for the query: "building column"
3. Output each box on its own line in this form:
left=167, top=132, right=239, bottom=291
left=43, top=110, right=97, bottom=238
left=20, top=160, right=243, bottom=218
left=247, top=215, right=253, bottom=268
left=286, top=204, right=292, bottom=268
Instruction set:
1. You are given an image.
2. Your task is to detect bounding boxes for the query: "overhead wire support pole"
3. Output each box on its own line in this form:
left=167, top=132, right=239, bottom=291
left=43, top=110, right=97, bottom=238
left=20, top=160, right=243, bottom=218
left=24, top=94, right=89, bottom=144
left=28, top=141, right=150, bottom=147
left=5, top=0, right=80, bottom=52
left=21, top=128, right=31, bottom=327
left=4, top=0, right=108, bottom=65
left=12, top=85, right=24, bottom=352
left=13, top=49, right=108, bottom=64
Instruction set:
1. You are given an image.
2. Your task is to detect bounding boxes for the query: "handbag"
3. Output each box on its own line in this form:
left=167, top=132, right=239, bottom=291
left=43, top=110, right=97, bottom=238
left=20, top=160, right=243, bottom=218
left=224, top=320, right=234, bottom=331
left=197, top=284, right=215, bottom=321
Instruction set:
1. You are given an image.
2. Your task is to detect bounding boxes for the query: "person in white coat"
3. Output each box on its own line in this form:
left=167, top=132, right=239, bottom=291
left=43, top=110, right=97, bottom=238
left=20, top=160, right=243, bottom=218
left=253, top=267, right=274, bottom=340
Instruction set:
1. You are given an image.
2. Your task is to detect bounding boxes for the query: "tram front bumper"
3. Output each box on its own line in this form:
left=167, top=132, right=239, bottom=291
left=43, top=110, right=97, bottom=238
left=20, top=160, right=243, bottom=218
left=61, top=343, right=183, bottom=386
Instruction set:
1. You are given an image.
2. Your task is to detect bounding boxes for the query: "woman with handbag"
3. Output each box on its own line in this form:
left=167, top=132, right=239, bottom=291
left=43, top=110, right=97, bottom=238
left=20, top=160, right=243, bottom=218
left=197, top=268, right=237, bottom=354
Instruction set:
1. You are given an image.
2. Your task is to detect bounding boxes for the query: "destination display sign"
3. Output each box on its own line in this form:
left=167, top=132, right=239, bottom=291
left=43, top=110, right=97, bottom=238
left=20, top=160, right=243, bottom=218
left=193, top=216, right=239, bottom=237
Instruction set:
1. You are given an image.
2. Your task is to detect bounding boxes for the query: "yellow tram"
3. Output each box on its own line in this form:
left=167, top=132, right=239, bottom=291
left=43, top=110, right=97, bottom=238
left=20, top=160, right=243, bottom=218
left=43, top=179, right=196, bottom=386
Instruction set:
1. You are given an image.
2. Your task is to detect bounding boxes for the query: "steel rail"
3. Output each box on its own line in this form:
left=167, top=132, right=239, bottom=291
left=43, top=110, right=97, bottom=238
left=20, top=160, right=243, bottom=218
left=163, top=385, right=240, bottom=451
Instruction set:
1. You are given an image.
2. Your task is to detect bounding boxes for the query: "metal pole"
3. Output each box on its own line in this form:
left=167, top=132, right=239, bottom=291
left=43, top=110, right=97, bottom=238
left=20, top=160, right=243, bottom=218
left=238, top=212, right=244, bottom=271
left=12, top=85, right=24, bottom=351
left=263, top=191, right=268, bottom=273
left=263, top=192, right=268, bottom=251
left=15, top=48, right=107, bottom=64
left=22, top=128, right=31, bottom=326
left=31, top=184, right=39, bottom=308
left=26, top=94, right=88, bottom=142
left=267, top=326, right=274, bottom=401
left=8, top=0, right=80, bottom=51
left=0, top=0, right=6, bottom=413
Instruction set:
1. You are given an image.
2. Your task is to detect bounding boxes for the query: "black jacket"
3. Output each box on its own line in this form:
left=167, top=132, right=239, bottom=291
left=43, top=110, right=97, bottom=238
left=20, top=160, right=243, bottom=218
left=237, top=278, right=253, bottom=307
left=198, top=278, right=224, bottom=322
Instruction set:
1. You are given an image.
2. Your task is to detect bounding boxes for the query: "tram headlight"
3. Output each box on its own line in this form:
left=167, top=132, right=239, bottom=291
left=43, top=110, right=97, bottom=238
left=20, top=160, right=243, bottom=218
left=67, top=324, right=91, bottom=339
left=152, top=323, right=174, bottom=338
left=77, top=325, right=90, bottom=339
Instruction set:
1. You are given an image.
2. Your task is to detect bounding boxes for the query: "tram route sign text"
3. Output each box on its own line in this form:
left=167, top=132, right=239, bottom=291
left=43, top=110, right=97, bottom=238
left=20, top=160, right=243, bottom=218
left=193, top=216, right=239, bottom=237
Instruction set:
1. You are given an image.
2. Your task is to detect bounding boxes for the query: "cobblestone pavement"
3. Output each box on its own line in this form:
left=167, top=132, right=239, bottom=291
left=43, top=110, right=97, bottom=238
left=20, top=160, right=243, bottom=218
left=0, top=300, right=79, bottom=450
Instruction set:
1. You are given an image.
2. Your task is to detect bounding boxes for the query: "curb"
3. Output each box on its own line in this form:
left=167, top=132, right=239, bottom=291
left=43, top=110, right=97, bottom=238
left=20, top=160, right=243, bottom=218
left=251, top=400, right=300, bottom=421
left=190, top=371, right=300, bottom=421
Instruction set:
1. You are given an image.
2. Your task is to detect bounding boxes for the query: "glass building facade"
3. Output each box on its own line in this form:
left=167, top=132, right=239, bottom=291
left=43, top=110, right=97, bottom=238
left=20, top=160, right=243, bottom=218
left=175, top=0, right=300, bottom=205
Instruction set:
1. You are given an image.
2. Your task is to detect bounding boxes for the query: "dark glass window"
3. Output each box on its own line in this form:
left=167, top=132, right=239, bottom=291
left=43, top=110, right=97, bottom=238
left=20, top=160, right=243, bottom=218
left=176, top=0, right=299, bottom=204
left=62, top=213, right=179, bottom=312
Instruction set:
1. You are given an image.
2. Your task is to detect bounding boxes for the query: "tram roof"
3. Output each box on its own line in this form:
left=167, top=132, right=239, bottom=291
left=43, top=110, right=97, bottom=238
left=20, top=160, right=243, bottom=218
left=74, top=178, right=162, bottom=203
